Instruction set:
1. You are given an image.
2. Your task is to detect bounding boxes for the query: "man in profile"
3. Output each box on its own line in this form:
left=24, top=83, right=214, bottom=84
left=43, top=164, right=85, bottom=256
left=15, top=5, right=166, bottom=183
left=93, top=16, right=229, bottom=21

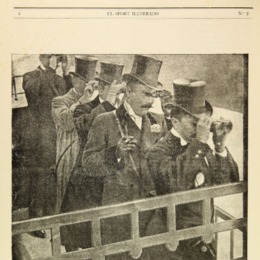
left=147, top=78, right=239, bottom=259
left=81, top=55, right=166, bottom=259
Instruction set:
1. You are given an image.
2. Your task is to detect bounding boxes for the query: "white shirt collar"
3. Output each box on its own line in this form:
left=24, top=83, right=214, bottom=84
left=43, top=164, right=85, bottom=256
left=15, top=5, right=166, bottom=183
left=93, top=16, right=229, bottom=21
left=170, top=127, right=188, bottom=146
left=72, top=88, right=80, bottom=96
left=124, top=101, right=142, bottom=130
left=99, top=97, right=104, bottom=103
left=40, top=64, right=46, bottom=71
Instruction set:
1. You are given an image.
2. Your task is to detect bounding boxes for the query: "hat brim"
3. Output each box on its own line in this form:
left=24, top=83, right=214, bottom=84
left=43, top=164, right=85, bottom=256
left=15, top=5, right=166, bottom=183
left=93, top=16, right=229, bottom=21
left=122, top=73, right=160, bottom=90
left=164, top=100, right=213, bottom=118
left=95, top=77, right=123, bottom=86
left=69, top=72, right=87, bottom=82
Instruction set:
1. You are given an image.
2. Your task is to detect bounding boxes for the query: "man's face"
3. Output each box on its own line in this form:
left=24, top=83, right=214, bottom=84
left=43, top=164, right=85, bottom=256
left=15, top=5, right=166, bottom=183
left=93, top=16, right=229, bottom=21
left=39, top=55, right=58, bottom=69
left=49, top=55, right=58, bottom=70
left=127, top=83, right=155, bottom=117
left=97, top=81, right=111, bottom=100
left=173, top=111, right=211, bottom=143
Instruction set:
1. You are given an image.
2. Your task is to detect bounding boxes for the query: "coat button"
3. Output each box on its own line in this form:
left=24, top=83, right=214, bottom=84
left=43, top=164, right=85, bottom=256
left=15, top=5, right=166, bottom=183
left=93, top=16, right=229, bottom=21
left=198, top=150, right=202, bottom=154
left=201, top=245, right=208, bottom=252
left=195, top=154, right=199, bottom=159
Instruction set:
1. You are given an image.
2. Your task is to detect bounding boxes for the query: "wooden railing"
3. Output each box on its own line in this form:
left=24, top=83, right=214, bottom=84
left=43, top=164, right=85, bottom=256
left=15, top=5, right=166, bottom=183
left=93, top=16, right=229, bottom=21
left=215, top=205, right=246, bottom=260
left=12, top=182, right=247, bottom=260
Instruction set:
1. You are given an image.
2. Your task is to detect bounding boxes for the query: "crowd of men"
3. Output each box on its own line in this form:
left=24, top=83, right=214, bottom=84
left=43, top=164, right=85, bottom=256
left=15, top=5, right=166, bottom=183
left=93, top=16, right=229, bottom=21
left=14, top=54, right=239, bottom=260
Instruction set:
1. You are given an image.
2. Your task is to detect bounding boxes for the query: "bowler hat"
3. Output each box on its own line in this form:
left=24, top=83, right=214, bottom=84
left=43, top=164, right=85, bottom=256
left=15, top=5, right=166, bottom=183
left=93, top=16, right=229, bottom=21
left=70, top=56, right=98, bottom=82
left=123, top=55, right=163, bottom=90
left=165, top=78, right=213, bottom=117
left=97, top=62, right=124, bottom=85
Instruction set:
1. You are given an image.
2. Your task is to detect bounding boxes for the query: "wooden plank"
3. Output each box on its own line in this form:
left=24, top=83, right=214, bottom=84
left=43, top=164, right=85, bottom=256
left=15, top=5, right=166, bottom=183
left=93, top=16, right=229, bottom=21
left=13, top=182, right=246, bottom=235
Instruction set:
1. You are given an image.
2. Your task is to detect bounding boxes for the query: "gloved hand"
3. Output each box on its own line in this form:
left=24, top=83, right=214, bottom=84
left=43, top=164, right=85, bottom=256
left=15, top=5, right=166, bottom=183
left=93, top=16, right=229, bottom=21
left=79, top=80, right=98, bottom=104
left=106, top=80, right=126, bottom=106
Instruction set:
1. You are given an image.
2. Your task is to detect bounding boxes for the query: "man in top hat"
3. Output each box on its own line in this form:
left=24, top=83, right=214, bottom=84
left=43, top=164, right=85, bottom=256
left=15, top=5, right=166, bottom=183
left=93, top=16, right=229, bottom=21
left=147, top=79, right=239, bottom=260
left=60, top=61, right=126, bottom=252
left=22, top=54, right=72, bottom=238
left=51, top=56, right=99, bottom=212
left=80, top=55, right=166, bottom=258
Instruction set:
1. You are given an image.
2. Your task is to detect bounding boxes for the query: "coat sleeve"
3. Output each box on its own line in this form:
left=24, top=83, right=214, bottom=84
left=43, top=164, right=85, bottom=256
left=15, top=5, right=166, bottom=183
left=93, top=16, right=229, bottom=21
left=51, top=96, right=76, bottom=131
left=81, top=115, right=119, bottom=177
left=175, top=139, right=240, bottom=191
left=73, top=103, right=94, bottom=139
left=147, top=138, right=240, bottom=195
left=147, top=144, right=177, bottom=195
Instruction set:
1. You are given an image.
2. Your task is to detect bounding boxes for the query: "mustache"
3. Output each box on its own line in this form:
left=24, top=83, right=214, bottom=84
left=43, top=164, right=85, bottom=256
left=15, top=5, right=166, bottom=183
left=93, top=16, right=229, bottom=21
left=140, top=104, right=153, bottom=108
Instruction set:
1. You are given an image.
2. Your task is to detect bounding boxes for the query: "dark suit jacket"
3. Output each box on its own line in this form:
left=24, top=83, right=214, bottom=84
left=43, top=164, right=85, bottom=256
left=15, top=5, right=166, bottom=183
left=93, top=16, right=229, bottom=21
left=147, top=131, right=239, bottom=229
left=23, top=66, right=68, bottom=168
left=82, top=103, right=166, bottom=204
left=60, top=101, right=116, bottom=249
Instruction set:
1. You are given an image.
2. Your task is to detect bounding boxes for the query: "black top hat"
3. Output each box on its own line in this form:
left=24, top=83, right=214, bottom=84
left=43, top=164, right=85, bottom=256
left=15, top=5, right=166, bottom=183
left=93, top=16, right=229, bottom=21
left=165, top=78, right=213, bottom=117
left=70, top=56, right=98, bottom=82
left=39, top=54, right=53, bottom=59
left=122, top=55, right=163, bottom=90
left=97, top=62, right=124, bottom=85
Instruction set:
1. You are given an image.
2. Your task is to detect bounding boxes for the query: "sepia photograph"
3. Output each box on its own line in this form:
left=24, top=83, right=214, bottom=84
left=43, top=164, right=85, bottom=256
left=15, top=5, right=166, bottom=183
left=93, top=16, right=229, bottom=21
left=11, top=54, right=247, bottom=260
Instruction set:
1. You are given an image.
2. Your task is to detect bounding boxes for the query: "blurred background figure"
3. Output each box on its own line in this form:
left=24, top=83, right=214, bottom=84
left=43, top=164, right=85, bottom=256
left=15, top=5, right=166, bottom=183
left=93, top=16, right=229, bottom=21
left=52, top=56, right=99, bottom=211
left=22, top=54, right=71, bottom=238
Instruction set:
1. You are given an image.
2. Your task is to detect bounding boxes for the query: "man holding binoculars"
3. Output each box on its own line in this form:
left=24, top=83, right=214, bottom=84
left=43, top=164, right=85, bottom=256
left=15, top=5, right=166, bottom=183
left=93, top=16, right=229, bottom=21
left=147, top=78, right=239, bottom=260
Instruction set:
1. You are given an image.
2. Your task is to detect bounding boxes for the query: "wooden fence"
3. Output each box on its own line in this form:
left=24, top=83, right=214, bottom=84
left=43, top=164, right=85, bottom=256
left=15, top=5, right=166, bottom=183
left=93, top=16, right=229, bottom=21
left=12, top=182, right=247, bottom=260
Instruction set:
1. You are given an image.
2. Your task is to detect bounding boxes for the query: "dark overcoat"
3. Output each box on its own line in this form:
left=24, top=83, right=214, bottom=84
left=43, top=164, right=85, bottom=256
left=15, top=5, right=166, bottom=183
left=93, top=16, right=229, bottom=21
left=22, top=66, right=69, bottom=216
left=60, top=101, right=116, bottom=249
left=146, top=131, right=239, bottom=259
left=80, top=104, right=166, bottom=254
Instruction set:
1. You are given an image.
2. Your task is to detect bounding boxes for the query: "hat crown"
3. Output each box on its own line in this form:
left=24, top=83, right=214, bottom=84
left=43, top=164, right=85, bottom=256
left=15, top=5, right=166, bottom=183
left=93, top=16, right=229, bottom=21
left=99, top=62, right=124, bottom=85
left=172, top=78, right=209, bottom=114
left=128, top=55, right=163, bottom=89
left=74, top=56, right=98, bottom=82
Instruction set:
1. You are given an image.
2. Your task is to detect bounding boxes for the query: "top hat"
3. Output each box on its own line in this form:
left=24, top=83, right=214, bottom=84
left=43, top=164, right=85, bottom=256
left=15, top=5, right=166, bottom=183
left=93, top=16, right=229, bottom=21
left=39, top=54, right=53, bottom=59
left=97, top=62, right=124, bottom=85
left=70, top=56, right=98, bottom=82
left=165, top=78, right=213, bottom=117
left=123, top=55, right=163, bottom=90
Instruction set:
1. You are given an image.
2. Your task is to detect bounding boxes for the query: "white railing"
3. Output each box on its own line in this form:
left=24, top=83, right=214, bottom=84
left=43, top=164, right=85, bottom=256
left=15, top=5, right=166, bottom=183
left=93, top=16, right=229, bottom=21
left=12, top=182, right=247, bottom=260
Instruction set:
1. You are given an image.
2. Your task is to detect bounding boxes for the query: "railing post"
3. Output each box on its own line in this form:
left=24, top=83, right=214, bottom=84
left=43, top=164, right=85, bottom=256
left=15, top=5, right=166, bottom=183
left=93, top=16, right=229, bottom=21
left=91, top=218, right=105, bottom=260
left=166, top=204, right=179, bottom=252
left=51, top=226, right=61, bottom=256
left=202, top=199, right=214, bottom=243
left=130, top=208, right=142, bottom=259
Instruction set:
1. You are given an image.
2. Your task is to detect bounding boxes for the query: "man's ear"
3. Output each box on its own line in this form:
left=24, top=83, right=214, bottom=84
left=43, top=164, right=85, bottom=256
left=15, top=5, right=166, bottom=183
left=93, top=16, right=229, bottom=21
left=126, top=85, right=132, bottom=96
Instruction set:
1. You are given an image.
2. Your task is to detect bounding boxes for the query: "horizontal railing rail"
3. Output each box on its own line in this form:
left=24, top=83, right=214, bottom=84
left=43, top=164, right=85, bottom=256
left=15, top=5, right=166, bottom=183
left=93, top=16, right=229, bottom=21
left=12, top=181, right=247, bottom=260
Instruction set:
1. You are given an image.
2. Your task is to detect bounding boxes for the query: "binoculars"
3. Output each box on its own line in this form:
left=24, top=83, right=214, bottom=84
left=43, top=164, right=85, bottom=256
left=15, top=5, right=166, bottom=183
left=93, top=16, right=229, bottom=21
left=210, top=119, right=233, bottom=133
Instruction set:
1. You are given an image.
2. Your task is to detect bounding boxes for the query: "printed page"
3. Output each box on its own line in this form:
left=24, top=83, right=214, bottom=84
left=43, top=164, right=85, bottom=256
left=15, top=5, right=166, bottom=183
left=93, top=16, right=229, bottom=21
left=1, top=0, right=259, bottom=259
